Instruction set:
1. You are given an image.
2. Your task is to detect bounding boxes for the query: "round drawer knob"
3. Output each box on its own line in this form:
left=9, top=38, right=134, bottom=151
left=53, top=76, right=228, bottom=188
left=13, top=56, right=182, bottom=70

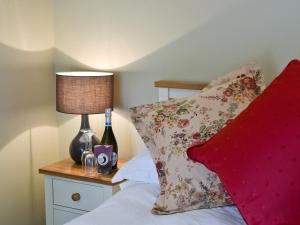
left=71, top=193, right=81, bottom=202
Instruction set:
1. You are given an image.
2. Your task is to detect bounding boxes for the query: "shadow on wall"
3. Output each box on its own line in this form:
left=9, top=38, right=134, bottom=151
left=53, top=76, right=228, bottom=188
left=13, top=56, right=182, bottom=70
left=0, top=42, right=59, bottom=225
left=114, top=0, right=300, bottom=109
left=0, top=42, right=57, bottom=151
left=54, top=0, right=300, bottom=111
left=0, top=0, right=57, bottom=224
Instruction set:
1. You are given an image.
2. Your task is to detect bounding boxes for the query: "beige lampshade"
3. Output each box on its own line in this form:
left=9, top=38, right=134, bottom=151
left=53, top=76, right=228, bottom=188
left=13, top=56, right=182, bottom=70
left=56, top=71, right=114, bottom=114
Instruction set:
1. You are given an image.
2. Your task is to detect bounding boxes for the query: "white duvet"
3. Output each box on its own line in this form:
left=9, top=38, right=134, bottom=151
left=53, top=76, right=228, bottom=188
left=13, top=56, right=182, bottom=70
left=65, top=182, right=246, bottom=225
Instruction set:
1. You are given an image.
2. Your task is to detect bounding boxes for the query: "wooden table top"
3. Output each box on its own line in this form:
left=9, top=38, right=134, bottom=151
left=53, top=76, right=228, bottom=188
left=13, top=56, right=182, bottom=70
left=39, top=158, right=126, bottom=186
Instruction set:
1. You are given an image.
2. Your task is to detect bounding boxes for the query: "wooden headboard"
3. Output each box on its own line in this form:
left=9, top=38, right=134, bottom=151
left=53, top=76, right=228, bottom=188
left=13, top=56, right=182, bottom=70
left=155, top=80, right=207, bottom=101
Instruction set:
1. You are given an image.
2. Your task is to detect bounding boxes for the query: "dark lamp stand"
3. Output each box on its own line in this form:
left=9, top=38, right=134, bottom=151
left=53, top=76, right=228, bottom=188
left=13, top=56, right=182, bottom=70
left=69, top=114, right=100, bottom=164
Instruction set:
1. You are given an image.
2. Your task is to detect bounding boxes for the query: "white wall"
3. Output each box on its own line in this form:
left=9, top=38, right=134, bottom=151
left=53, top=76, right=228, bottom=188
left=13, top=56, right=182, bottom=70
left=53, top=0, right=300, bottom=159
left=0, top=0, right=59, bottom=225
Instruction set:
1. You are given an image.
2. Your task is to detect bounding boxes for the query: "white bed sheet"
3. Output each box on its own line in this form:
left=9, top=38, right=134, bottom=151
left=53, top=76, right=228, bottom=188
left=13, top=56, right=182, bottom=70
left=65, top=182, right=246, bottom=225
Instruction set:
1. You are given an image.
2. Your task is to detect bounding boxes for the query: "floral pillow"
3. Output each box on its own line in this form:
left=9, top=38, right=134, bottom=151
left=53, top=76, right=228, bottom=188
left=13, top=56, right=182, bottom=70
left=130, top=64, right=265, bottom=214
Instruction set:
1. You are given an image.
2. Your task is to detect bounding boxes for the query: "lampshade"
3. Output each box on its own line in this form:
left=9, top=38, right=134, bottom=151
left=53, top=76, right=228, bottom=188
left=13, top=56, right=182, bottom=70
left=56, top=71, right=113, bottom=114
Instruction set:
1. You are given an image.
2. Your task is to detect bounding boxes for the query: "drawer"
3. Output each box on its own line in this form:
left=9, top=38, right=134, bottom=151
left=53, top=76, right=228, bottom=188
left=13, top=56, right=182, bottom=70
left=53, top=209, right=82, bottom=225
left=53, top=178, right=104, bottom=211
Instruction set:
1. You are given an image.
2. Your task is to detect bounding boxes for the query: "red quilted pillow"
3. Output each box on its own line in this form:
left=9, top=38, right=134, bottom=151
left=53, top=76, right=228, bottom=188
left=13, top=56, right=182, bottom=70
left=187, top=60, right=300, bottom=225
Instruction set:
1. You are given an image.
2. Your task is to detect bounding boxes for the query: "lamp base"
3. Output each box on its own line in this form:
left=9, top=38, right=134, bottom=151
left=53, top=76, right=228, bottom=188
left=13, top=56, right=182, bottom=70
left=69, top=114, right=100, bottom=164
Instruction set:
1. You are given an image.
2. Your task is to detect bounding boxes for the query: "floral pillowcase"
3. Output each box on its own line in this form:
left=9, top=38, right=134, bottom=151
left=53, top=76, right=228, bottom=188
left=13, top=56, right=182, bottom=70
left=130, top=64, right=265, bottom=214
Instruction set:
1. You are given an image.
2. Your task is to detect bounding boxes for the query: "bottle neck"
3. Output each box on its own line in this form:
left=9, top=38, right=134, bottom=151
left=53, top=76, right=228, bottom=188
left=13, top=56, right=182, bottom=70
left=80, top=114, right=91, bottom=130
left=105, top=108, right=112, bottom=127
left=105, top=116, right=112, bottom=127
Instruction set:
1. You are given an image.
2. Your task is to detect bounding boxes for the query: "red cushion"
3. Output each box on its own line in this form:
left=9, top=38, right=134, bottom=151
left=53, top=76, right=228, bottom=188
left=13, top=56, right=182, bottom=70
left=187, top=60, right=300, bottom=225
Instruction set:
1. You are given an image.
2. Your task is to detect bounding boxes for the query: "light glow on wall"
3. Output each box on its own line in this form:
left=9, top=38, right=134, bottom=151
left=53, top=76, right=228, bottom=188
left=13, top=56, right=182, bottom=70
left=53, top=0, right=240, bottom=69
left=0, top=0, right=54, bottom=51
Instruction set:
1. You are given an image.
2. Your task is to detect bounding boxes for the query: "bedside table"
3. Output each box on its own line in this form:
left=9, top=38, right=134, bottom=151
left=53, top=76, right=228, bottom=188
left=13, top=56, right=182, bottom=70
left=39, top=159, right=125, bottom=225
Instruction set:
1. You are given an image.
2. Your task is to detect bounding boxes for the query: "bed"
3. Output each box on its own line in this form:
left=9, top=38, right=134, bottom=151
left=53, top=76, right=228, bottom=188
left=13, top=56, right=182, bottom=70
left=65, top=182, right=245, bottom=225
left=64, top=80, right=246, bottom=225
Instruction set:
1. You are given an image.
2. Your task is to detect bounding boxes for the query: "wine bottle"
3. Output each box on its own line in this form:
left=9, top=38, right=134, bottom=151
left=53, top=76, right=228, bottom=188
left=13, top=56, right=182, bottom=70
left=100, top=108, right=118, bottom=170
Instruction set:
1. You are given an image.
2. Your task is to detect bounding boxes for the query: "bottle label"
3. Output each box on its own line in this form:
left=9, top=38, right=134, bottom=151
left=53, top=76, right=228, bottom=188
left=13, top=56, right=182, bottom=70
left=112, top=152, right=118, bottom=166
left=105, top=108, right=112, bottom=126
left=97, top=153, right=109, bottom=166
left=105, top=117, right=111, bottom=126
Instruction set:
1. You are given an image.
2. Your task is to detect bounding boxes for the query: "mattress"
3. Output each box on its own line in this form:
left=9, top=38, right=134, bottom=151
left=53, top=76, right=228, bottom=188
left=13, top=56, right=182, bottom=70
left=65, top=182, right=246, bottom=225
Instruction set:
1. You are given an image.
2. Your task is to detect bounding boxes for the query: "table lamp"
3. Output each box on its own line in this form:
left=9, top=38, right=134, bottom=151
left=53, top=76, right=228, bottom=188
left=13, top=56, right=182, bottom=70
left=56, top=71, right=114, bottom=164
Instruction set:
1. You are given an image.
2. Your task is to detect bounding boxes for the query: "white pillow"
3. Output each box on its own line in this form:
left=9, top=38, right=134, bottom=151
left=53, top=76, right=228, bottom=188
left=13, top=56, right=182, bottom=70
left=112, top=149, right=159, bottom=185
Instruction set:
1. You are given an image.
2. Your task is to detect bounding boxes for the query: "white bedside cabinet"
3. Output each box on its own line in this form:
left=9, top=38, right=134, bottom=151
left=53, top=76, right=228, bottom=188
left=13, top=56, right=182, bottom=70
left=40, top=159, right=125, bottom=225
